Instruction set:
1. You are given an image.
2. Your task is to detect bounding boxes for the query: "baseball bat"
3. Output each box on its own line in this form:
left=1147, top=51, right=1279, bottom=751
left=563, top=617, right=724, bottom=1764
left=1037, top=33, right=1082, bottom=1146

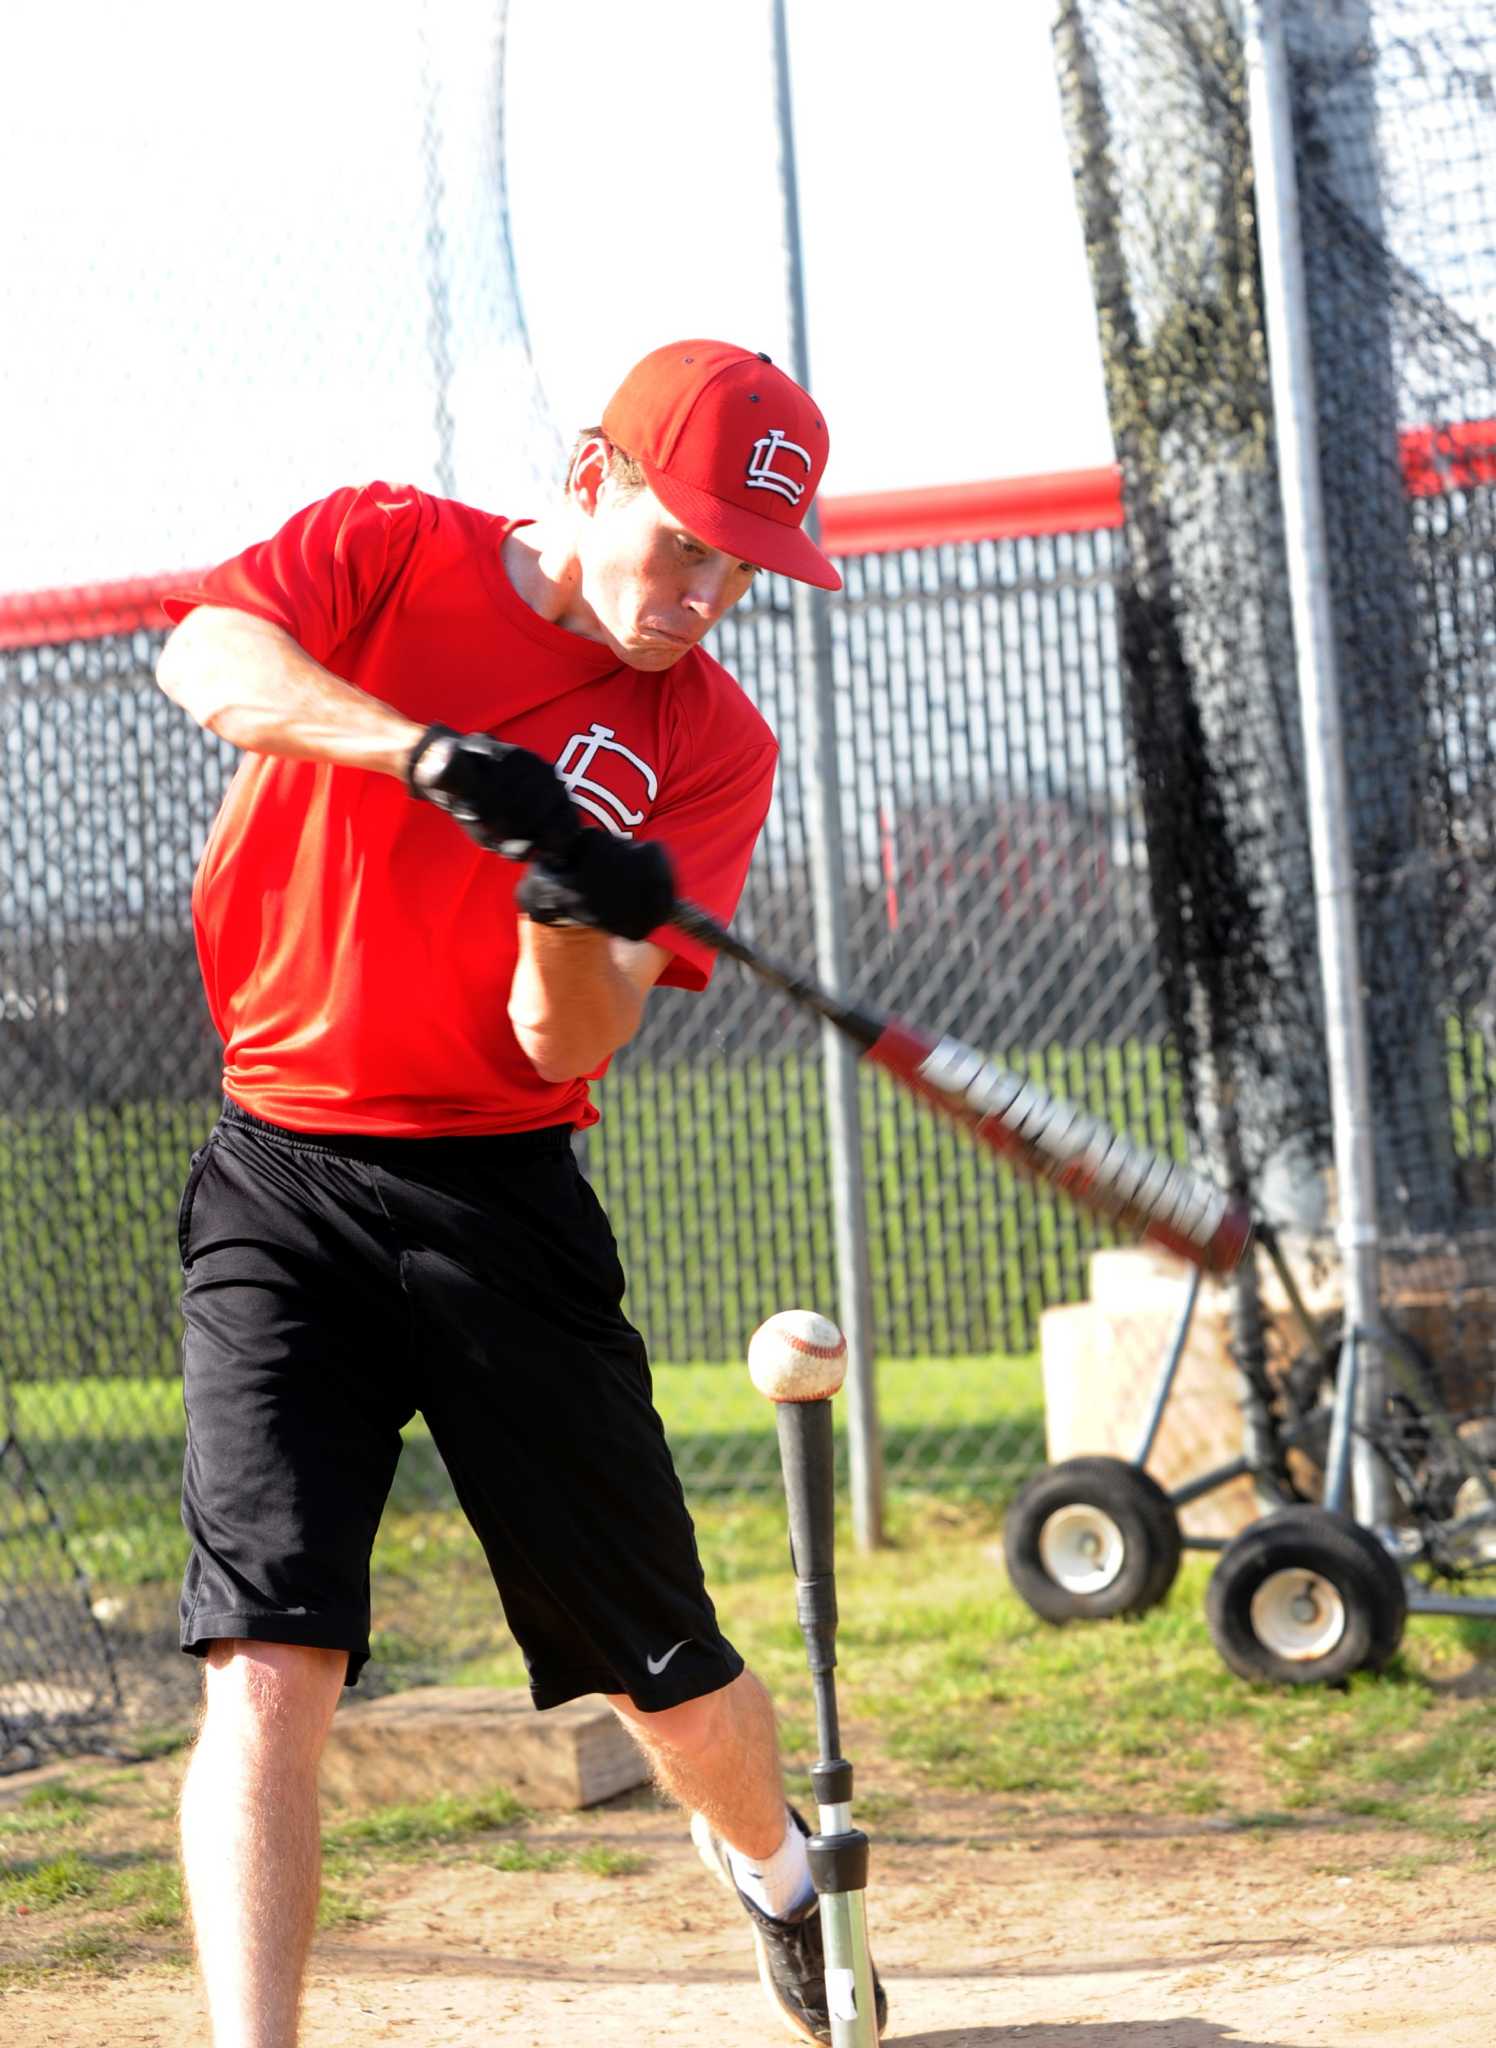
left=670, top=898, right=1252, bottom=1276
left=755, top=1336, right=880, bottom=2047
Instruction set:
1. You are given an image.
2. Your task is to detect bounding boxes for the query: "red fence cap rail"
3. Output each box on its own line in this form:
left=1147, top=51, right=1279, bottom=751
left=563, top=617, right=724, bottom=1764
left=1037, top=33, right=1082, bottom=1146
left=818, top=467, right=1125, bottom=554
left=3, top=425, right=1492, bottom=650
left=1400, top=419, right=1496, bottom=497
left=0, top=575, right=206, bottom=653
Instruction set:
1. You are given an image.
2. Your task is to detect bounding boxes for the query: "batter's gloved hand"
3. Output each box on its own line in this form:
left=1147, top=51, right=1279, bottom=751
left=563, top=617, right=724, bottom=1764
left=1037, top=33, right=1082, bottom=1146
left=406, top=725, right=580, bottom=859
left=516, top=832, right=676, bottom=944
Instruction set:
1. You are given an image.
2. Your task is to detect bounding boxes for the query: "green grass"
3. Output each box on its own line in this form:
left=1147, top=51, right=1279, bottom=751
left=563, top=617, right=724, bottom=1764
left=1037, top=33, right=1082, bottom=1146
left=828, top=1525, right=1496, bottom=1824
left=572, top=1845, right=649, bottom=1878
left=11, top=1350, right=1041, bottom=1460
left=9, top=1365, right=1496, bottom=1835
left=33, top=1929, right=132, bottom=1975
left=323, top=1786, right=528, bottom=1856
left=0, top=1850, right=106, bottom=1911
left=369, top=1490, right=1496, bottom=1833
left=0, top=1784, right=106, bottom=1838
left=1447, top=1010, right=1494, bottom=1161
left=478, top=1840, right=646, bottom=1877
left=0, top=1051, right=1187, bottom=1403
left=124, top=1727, right=194, bottom=1763
left=11, top=1030, right=1488, bottom=1391
left=6, top=1497, right=1496, bottom=1988
left=100, top=1861, right=183, bottom=1930
left=315, top=1884, right=374, bottom=1930
left=6, top=1348, right=1043, bottom=1602
left=320, top=1788, right=651, bottom=1899
left=21, top=1781, right=104, bottom=1813
left=483, top=1840, right=570, bottom=1874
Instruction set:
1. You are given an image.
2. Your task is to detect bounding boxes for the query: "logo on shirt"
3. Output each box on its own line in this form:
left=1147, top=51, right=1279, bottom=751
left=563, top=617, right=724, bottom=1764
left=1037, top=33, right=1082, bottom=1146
left=746, top=429, right=813, bottom=505
left=555, top=723, right=659, bottom=837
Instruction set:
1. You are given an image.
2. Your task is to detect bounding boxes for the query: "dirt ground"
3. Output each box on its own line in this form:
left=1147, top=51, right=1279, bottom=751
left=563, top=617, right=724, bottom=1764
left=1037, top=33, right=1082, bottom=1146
left=6, top=1776, right=1495, bottom=2048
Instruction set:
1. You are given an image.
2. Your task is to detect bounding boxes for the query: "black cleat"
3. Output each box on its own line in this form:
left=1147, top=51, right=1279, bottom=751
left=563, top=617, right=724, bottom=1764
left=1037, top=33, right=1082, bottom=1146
left=691, top=1807, right=887, bottom=2044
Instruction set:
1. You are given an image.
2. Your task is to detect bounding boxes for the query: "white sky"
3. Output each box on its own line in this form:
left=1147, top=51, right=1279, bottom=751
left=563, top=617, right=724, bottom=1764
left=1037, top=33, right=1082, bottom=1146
left=0, top=0, right=1112, bottom=594
left=506, top=0, right=1112, bottom=491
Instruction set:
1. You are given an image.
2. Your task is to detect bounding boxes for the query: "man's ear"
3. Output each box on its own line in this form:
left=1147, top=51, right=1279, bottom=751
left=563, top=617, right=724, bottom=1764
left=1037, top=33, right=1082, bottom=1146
left=568, top=435, right=612, bottom=516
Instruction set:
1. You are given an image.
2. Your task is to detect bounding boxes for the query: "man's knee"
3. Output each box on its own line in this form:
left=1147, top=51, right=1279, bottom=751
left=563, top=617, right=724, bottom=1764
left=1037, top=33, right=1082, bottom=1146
left=198, top=1640, right=348, bottom=1755
left=608, top=1668, right=763, bottom=1756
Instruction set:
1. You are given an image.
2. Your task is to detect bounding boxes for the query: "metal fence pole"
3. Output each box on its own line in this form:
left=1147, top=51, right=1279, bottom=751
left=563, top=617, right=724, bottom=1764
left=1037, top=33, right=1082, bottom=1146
left=1245, top=0, right=1392, bottom=1526
left=771, top=0, right=883, bottom=1547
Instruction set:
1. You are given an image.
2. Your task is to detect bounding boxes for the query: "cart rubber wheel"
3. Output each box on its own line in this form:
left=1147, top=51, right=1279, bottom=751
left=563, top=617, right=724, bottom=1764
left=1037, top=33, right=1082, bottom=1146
left=1003, top=1456, right=1182, bottom=1622
left=1205, top=1506, right=1407, bottom=1685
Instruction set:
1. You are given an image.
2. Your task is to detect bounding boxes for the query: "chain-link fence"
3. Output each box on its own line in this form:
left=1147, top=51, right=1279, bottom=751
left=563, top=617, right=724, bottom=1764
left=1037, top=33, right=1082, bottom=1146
left=11, top=0, right=1496, bottom=1760
left=0, top=513, right=1159, bottom=1754
left=2, top=0, right=1163, bottom=1760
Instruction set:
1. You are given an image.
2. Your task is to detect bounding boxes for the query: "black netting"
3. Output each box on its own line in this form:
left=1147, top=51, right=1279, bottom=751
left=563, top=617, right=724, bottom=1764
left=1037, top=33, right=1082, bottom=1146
left=0, top=1434, right=120, bottom=1770
left=1057, top=0, right=1496, bottom=1561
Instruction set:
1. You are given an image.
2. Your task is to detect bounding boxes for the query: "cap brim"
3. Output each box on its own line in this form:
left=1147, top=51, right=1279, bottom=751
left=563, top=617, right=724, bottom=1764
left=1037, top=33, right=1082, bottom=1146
left=642, top=462, right=843, bottom=592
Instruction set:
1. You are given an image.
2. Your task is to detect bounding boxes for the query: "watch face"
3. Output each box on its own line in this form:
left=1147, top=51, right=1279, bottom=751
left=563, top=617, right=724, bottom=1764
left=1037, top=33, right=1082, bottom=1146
left=417, top=735, right=461, bottom=799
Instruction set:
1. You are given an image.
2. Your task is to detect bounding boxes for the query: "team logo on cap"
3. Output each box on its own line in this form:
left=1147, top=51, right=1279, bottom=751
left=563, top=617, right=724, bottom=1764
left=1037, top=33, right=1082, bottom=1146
left=746, top=429, right=813, bottom=505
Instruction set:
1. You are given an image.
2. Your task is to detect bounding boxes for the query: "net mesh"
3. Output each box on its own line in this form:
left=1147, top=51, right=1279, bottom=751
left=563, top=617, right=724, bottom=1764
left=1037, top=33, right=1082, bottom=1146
left=0, top=1434, right=120, bottom=1768
left=1056, top=0, right=1496, bottom=1564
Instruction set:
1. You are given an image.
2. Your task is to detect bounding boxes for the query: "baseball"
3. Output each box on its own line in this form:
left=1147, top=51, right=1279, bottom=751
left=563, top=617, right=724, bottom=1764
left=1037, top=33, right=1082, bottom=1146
left=747, top=1308, right=848, bottom=1403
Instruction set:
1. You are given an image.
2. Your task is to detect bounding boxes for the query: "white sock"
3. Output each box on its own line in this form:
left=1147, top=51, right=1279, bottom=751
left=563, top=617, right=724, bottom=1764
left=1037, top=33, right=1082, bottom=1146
left=727, top=1814, right=816, bottom=1921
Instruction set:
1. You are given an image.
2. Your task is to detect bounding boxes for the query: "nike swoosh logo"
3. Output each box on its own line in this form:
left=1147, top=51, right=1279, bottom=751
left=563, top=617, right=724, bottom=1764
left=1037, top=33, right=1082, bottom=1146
left=646, top=1639, right=690, bottom=1676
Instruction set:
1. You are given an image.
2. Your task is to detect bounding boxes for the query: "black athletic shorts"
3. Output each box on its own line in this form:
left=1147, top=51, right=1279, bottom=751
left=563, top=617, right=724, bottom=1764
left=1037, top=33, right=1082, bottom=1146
left=176, top=1100, right=744, bottom=1710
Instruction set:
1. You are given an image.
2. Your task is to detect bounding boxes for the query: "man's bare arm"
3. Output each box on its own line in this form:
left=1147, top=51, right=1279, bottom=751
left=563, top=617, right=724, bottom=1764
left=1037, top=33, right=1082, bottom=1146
left=156, top=605, right=424, bottom=776
left=508, top=924, right=671, bottom=1082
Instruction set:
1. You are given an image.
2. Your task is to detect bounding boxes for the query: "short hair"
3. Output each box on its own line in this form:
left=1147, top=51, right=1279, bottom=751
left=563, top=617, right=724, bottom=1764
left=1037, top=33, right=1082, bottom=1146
left=568, top=428, right=648, bottom=502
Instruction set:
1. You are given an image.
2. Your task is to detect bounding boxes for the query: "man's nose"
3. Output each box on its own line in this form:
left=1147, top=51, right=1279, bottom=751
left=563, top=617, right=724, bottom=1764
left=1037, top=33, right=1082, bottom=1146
left=682, top=566, right=736, bottom=619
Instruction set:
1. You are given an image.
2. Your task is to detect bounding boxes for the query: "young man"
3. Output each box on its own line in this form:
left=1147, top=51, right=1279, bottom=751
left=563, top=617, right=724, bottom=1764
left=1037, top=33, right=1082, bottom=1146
left=156, top=338, right=886, bottom=2048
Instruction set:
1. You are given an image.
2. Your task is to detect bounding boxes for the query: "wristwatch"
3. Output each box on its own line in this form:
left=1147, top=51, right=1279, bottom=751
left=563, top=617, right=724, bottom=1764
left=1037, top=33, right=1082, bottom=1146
left=406, top=725, right=463, bottom=804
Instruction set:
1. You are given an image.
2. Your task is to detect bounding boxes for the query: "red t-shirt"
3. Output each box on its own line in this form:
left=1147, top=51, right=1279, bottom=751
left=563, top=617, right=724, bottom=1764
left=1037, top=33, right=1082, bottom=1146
left=163, top=483, right=778, bottom=1136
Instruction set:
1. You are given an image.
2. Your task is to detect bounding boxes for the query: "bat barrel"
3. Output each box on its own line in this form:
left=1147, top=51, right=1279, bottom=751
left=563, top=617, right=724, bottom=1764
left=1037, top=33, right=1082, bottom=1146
left=669, top=897, right=1250, bottom=1275
left=873, top=1025, right=1254, bottom=1274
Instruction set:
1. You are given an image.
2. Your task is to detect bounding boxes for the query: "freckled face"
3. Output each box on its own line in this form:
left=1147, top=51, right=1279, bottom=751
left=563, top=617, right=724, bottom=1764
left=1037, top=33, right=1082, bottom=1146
left=578, top=482, right=760, bottom=670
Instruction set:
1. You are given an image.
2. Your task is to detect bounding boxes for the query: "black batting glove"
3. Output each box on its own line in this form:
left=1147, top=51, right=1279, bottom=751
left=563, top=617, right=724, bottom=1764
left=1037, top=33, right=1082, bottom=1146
left=407, top=725, right=580, bottom=859
left=515, top=832, right=676, bottom=944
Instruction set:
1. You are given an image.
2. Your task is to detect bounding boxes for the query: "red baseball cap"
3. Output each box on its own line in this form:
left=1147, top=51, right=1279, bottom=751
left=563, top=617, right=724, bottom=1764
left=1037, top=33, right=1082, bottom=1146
left=601, top=339, right=840, bottom=592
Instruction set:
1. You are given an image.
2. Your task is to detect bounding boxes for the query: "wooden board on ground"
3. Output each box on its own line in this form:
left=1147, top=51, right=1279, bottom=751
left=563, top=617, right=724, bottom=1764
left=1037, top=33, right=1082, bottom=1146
left=318, top=1687, right=646, bottom=1814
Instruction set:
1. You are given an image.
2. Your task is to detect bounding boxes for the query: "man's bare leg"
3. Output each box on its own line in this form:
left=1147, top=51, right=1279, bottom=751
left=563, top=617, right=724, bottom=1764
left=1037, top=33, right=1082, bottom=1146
left=179, top=1640, right=347, bottom=2048
left=608, top=1667, right=788, bottom=1859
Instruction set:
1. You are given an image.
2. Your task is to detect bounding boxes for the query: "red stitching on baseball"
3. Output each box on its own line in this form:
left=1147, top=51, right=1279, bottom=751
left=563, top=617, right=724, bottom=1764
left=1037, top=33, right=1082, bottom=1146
left=783, top=1333, right=845, bottom=1356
